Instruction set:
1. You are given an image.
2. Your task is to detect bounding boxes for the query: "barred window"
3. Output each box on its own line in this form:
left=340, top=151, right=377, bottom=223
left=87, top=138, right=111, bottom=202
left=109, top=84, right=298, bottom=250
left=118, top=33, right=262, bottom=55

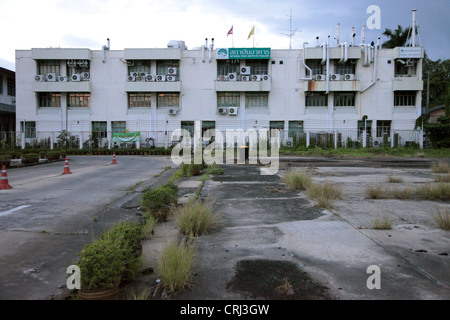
left=38, top=92, right=61, bottom=107
left=157, top=93, right=179, bottom=107
left=38, top=60, right=61, bottom=76
left=245, top=92, right=268, bottom=108
left=7, top=77, right=15, bottom=96
left=92, top=121, right=107, bottom=139
left=112, top=121, right=126, bottom=133
left=217, top=60, right=240, bottom=77
left=377, top=120, right=391, bottom=138
left=306, top=60, right=326, bottom=76
left=156, top=60, right=179, bottom=76
left=128, top=60, right=152, bottom=75
left=181, top=121, right=195, bottom=138
left=217, top=92, right=240, bottom=107
left=245, top=60, right=268, bottom=75
left=394, top=91, right=416, bottom=106
left=128, top=93, right=152, bottom=107
left=22, top=121, right=36, bottom=139
left=334, top=60, right=356, bottom=75
left=68, top=93, right=90, bottom=107
left=334, top=92, right=355, bottom=107
left=395, top=60, right=416, bottom=77
left=358, top=120, right=372, bottom=138
left=305, top=92, right=328, bottom=107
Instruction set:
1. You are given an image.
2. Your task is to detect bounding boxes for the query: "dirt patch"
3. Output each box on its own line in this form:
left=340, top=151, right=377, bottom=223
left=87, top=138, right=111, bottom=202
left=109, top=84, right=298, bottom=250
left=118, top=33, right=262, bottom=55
left=226, top=259, right=334, bottom=300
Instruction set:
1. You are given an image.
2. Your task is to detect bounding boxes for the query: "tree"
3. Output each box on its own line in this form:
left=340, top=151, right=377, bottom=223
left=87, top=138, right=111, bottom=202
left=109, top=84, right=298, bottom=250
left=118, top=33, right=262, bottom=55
left=382, top=25, right=415, bottom=48
left=422, top=57, right=450, bottom=110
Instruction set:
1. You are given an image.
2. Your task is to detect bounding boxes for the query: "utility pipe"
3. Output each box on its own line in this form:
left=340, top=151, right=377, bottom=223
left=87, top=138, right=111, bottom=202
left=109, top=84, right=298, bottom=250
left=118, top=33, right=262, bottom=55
left=326, top=35, right=330, bottom=94
left=299, top=42, right=312, bottom=80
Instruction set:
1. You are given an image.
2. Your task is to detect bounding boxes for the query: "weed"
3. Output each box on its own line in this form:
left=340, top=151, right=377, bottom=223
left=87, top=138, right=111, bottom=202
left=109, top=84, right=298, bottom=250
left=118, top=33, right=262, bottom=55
left=372, top=213, right=393, bottom=230
left=415, top=183, right=450, bottom=201
left=434, top=174, right=450, bottom=183
left=282, top=171, right=312, bottom=191
left=431, top=162, right=450, bottom=174
left=432, top=207, right=450, bottom=230
left=307, top=181, right=342, bottom=209
left=365, top=184, right=386, bottom=199
left=142, top=215, right=157, bottom=240
left=197, top=173, right=211, bottom=181
left=128, top=290, right=151, bottom=300
left=172, top=199, right=219, bottom=236
left=387, top=175, right=404, bottom=183
left=391, top=186, right=415, bottom=199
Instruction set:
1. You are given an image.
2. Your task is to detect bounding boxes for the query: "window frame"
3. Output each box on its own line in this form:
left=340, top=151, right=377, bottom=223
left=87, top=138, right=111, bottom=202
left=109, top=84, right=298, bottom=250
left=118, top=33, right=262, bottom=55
left=334, top=92, right=356, bottom=107
left=394, top=91, right=416, bottom=106
left=305, top=92, right=328, bottom=107
left=67, top=93, right=91, bottom=108
left=245, top=92, right=269, bottom=108
left=157, top=92, right=180, bottom=108
left=128, top=92, right=152, bottom=108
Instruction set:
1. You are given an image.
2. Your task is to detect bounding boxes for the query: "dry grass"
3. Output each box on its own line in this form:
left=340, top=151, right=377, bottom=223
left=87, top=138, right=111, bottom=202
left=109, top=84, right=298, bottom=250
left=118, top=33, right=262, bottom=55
left=391, top=186, right=415, bottom=199
left=372, top=213, right=393, bottom=230
left=434, top=174, right=450, bottom=183
left=282, top=171, right=312, bottom=191
left=387, top=175, right=404, bottom=183
left=307, top=181, right=343, bottom=209
left=415, top=183, right=450, bottom=201
left=432, top=207, right=450, bottom=230
left=365, top=184, right=386, bottom=199
left=171, top=199, right=220, bottom=237
left=431, top=162, right=450, bottom=174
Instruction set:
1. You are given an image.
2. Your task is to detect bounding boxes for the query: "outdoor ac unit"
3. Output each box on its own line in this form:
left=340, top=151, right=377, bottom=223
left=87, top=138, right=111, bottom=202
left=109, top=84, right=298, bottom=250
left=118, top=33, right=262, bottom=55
left=240, top=66, right=251, bottom=75
left=251, top=75, right=262, bottom=81
left=330, top=74, right=341, bottom=81
left=146, top=74, right=156, bottom=82
left=262, top=75, right=271, bottom=81
left=166, top=75, right=176, bottom=82
left=167, top=67, right=177, bottom=75
left=218, top=107, right=229, bottom=115
left=228, top=73, right=237, bottom=81
left=81, top=72, right=90, bottom=80
left=315, top=74, right=326, bottom=81
left=228, top=107, right=239, bottom=115
left=77, top=60, right=88, bottom=67
left=168, top=108, right=179, bottom=115
left=218, top=75, right=228, bottom=81
left=406, top=60, right=415, bottom=67
left=127, top=75, right=136, bottom=82
left=156, top=75, right=166, bottom=82
left=140, top=72, right=147, bottom=77
left=67, top=59, right=77, bottom=67
left=127, top=60, right=134, bottom=66
left=71, top=74, right=81, bottom=82
left=35, top=75, right=44, bottom=82
left=241, top=75, right=250, bottom=81
left=46, top=73, right=56, bottom=82
left=130, top=72, right=139, bottom=78
left=344, top=74, right=355, bottom=81
left=136, top=75, right=146, bottom=82
left=58, top=76, right=68, bottom=82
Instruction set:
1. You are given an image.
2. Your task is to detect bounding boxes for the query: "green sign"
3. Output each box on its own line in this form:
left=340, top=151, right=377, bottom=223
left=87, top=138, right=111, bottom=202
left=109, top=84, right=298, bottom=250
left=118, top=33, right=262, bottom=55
left=216, top=47, right=271, bottom=60
left=113, top=132, right=140, bottom=142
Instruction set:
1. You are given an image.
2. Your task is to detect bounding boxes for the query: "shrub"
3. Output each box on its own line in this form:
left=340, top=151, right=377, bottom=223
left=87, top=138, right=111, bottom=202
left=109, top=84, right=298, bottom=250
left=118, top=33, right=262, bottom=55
left=282, top=171, right=312, bottom=191
left=206, top=163, right=224, bottom=175
left=433, top=207, right=450, bottom=230
left=172, top=199, right=219, bottom=236
left=101, top=221, right=143, bottom=251
left=307, top=182, right=342, bottom=209
left=162, top=181, right=179, bottom=194
left=46, top=151, right=60, bottom=161
left=0, top=154, right=12, bottom=167
left=157, top=242, right=196, bottom=292
left=21, top=153, right=39, bottom=164
left=141, top=186, right=177, bottom=220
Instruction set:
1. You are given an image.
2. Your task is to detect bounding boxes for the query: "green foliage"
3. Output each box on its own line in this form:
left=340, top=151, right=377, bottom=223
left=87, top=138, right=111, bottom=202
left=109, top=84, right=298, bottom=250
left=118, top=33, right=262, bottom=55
left=382, top=25, right=416, bottom=48
left=172, top=199, right=219, bottom=237
left=423, top=111, right=450, bottom=148
left=282, top=171, right=312, bottom=191
left=206, top=163, right=224, bottom=175
left=101, top=222, right=143, bottom=251
left=46, top=151, right=60, bottom=160
left=141, top=186, right=177, bottom=212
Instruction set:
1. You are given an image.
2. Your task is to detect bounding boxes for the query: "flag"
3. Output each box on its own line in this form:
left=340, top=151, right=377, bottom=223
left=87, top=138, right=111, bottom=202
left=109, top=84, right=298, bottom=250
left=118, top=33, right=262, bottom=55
left=247, top=25, right=255, bottom=39
left=227, top=26, right=233, bottom=37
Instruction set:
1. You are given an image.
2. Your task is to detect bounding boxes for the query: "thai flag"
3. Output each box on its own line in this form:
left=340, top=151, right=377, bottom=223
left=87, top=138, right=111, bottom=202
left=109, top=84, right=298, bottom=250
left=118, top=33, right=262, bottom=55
left=227, top=26, right=233, bottom=37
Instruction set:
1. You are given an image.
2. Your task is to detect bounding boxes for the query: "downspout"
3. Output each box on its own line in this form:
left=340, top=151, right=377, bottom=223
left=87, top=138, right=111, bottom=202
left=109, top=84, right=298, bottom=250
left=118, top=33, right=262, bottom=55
left=326, top=35, right=330, bottom=94
left=360, top=37, right=380, bottom=93
left=300, top=42, right=312, bottom=80
left=344, top=42, right=348, bottom=63
left=320, top=42, right=327, bottom=65
left=208, top=38, right=214, bottom=63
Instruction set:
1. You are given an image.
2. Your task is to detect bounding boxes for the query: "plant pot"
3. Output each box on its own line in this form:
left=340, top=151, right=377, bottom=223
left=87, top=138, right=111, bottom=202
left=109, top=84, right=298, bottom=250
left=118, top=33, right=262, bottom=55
left=78, top=285, right=119, bottom=300
left=191, top=169, right=200, bottom=176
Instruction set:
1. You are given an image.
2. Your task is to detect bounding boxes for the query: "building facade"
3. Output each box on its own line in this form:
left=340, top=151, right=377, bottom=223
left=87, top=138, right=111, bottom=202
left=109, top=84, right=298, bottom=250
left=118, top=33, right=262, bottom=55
left=0, top=67, right=16, bottom=133
left=15, top=40, right=424, bottom=148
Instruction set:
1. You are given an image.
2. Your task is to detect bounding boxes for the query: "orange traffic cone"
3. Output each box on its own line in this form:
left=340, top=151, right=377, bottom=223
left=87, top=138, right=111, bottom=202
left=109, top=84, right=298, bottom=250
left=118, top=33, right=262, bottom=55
left=0, top=165, right=12, bottom=189
left=62, top=157, right=72, bottom=175
left=111, top=152, right=118, bottom=165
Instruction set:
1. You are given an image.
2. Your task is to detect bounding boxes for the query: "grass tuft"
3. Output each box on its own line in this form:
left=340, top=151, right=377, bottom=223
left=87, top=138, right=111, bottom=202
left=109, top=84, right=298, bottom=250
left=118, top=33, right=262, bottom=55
left=306, top=181, right=342, bottom=209
left=171, top=199, right=219, bottom=237
left=365, top=184, right=386, bottom=199
left=432, top=207, right=450, bottom=230
left=434, top=174, right=450, bottom=183
left=372, top=213, right=393, bottom=230
left=282, top=171, right=312, bottom=191
left=387, top=175, right=404, bottom=183
left=431, top=162, right=450, bottom=174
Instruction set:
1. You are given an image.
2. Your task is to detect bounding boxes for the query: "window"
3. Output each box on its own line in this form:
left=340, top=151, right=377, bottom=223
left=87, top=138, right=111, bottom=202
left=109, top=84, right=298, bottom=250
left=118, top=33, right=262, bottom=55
left=0, top=76, right=3, bottom=94
left=305, top=92, right=328, bottom=107
left=358, top=120, right=372, bottom=138
left=395, top=60, right=416, bottom=77
left=128, top=60, right=152, bottom=74
left=334, top=60, right=356, bottom=75
left=112, top=121, right=126, bottom=133
left=156, top=60, right=179, bottom=77
left=38, top=60, right=60, bottom=76
left=202, top=121, right=215, bottom=138
left=394, top=91, right=416, bottom=106
left=377, top=120, right=391, bottom=138
left=306, top=60, right=326, bottom=76
left=334, top=92, right=356, bottom=107
left=288, top=121, right=304, bottom=138
left=217, top=60, right=240, bottom=77
left=22, top=121, right=36, bottom=139
left=181, top=121, right=194, bottom=138
left=217, top=92, right=240, bottom=107
left=157, top=93, right=179, bottom=108
left=68, top=93, right=90, bottom=107
left=128, top=93, right=151, bottom=107
left=245, top=60, right=269, bottom=75
left=7, top=77, right=15, bottom=96
left=92, top=121, right=107, bottom=139
left=38, top=93, right=61, bottom=107
left=245, top=92, right=268, bottom=108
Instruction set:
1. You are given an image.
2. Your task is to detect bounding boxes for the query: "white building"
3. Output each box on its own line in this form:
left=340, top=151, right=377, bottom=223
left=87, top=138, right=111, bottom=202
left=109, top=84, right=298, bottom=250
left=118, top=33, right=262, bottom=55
left=15, top=37, right=424, bottom=149
left=0, top=67, right=16, bottom=133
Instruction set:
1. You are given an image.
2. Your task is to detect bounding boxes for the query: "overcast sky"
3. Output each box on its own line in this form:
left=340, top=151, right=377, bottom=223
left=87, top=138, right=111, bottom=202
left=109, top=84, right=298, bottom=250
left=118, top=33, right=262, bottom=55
left=1, top=0, right=448, bottom=71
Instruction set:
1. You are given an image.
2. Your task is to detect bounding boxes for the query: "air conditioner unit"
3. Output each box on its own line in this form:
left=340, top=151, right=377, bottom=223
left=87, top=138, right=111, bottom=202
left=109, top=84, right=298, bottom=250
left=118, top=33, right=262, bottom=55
left=71, top=74, right=81, bottom=82
left=315, top=74, right=326, bottom=81
left=127, top=60, right=134, bottom=66
left=228, top=107, right=239, bottom=116
left=136, top=74, right=146, bottom=82
left=228, top=73, right=237, bottom=81
left=166, top=75, right=176, bottom=82
left=251, top=75, right=262, bottom=81
left=156, top=75, right=166, bottom=82
left=77, top=60, right=88, bottom=67
left=58, top=76, right=68, bottom=82
left=67, top=59, right=77, bottom=67
left=127, top=75, right=136, bottom=82
left=167, top=67, right=177, bottom=75
left=130, top=72, right=139, bottom=78
left=81, top=72, right=90, bottom=80
left=146, top=74, right=156, bottom=82
left=140, top=72, right=147, bottom=77
left=46, top=73, right=56, bottom=82
left=262, top=75, right=271, bottom=81
left=240, top=66, right=251, bottom=75
left=218, top=107, right=229, bottom=115
left=406, top=60, right=415, bottom=67
left=168, top=108, right=179, bottom=115
left=330, top=74, right=341, bottom=81
left=218, top=75, right=228, bottom=81
left=241, top=75, right=250, bottom=81
left=344, top=74, right=355, bottom=81
left=35, top=75, right=44, bottom=82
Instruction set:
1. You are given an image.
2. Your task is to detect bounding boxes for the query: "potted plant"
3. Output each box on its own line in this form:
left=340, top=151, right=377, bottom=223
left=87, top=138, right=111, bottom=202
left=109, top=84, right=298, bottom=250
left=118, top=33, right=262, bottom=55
left=21, top=153, right=39, bottom=164
left=141, top=186, right=177, bottom=221
left=190, top=164, right=202, bottom=176
left=0, top=154, right=12, bottom=168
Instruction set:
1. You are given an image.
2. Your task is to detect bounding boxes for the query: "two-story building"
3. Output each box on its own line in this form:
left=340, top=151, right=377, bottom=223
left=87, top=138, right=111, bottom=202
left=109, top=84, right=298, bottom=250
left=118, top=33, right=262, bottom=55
left=0, top=67, right=16, bottom=133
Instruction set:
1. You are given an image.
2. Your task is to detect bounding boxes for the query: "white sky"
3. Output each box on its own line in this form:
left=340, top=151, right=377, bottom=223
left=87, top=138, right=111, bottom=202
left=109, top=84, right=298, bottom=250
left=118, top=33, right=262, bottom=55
left=1, top=0, right=449, bottom=71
